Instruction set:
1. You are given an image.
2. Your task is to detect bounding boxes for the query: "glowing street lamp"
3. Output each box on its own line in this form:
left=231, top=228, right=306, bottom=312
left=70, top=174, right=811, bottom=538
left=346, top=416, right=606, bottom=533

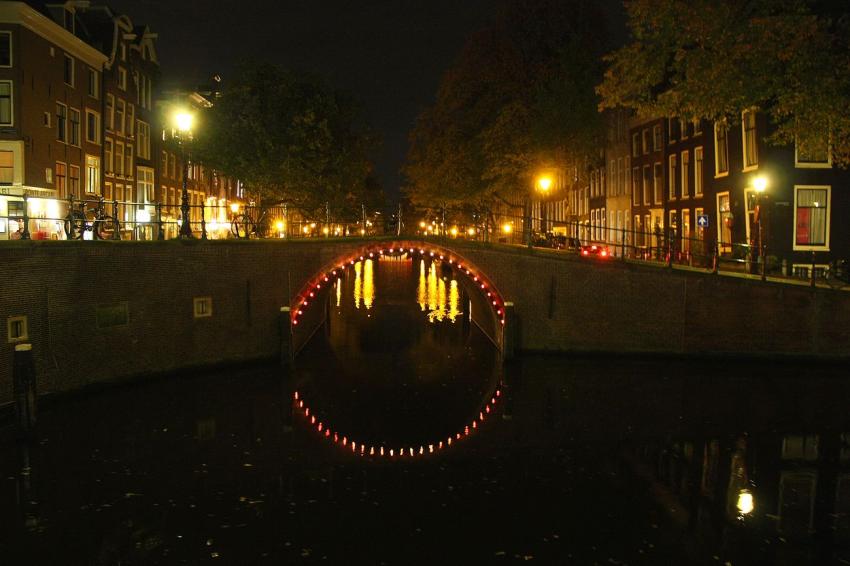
left=736, top=489, right=755, bottom=515
left=174, top=110, right=194, bottom=239
left=537, top=175, right=553, bottom=193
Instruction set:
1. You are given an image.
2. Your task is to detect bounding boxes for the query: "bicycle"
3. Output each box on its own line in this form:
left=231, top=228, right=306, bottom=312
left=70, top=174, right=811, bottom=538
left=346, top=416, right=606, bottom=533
left=64, top=195, right=121, bottom=240
left=824, top=259, right=849, bottom=289
left=231, top=204, right=272, bottom=239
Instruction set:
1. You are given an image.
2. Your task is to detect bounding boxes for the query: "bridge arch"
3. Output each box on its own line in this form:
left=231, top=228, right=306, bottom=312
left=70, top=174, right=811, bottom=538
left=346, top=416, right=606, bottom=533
left=290, top=240, right=508, bottom=349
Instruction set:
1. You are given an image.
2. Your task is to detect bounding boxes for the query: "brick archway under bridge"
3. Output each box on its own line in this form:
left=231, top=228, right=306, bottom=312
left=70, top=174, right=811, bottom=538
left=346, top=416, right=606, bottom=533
left=288, top=240, right=509, bottom=356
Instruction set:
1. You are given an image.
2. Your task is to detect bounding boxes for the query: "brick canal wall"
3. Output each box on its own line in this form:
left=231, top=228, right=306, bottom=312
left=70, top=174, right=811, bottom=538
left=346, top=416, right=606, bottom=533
left=1, top=239, right=849, bottom=406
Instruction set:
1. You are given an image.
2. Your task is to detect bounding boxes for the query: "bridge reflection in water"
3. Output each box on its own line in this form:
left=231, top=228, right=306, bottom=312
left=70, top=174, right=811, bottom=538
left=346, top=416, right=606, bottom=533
left=292, top=253, right=501, bottom=454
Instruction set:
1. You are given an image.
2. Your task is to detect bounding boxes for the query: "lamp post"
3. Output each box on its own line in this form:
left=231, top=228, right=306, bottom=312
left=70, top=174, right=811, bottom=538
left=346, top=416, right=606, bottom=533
left=526, top=173, right=554, bottom=247
left=753, top=175, right=768, bottom=281
left=175, top=111, right=194, bottom=239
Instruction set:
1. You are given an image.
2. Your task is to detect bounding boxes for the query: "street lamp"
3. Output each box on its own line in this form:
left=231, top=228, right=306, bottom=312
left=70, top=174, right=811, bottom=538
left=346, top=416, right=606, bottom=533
left=175, top=110, right=194, bottom=239
left=753, top=175, right=768, bottom=280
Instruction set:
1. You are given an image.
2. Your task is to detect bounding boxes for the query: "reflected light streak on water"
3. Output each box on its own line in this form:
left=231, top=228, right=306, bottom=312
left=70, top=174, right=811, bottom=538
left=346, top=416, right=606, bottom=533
left=418, top=259, right=427, bottom=311
left=354, top=260, right=362, bottom=309
left=363, top=259, right=374, bottom=310
left=336, top=277, right=341, bottom=307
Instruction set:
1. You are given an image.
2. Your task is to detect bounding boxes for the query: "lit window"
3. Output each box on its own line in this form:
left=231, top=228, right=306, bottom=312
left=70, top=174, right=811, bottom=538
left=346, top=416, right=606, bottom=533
left=7, top=315, right=27, bottom=343
left=668, top=154, right=677, bottom=200
left=681, top=151, right=690, bottom=198
left=714, top=122, right=729, bottom=176
left=694, top=147, right=704, bottom=196
left=794, top=186, right=830, bottom=250
left=742, top=109, right=758, bottom=169
left=0, top=150, right=13, bottom=184
left=85, top=154, right=100, bottom=194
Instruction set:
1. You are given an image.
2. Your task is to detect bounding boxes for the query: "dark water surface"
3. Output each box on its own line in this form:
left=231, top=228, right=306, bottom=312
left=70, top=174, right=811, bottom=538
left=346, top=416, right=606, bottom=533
left=2, top=256, right=850, bottom=565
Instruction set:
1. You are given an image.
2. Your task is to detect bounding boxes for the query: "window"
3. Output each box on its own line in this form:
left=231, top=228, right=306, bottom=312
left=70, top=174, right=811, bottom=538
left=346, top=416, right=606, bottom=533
left=115, top=99, right=125, bottom=134
left=782, top=435, right=819, bottom=461
left=114, top=141, right=124, bottom=175
left=0, top=81, right=11, bottom=125
left=642, top=164, right=651, bottom=205
left=194, top=297, right=213, bottom=318
left=169, top=153, right=176, bottom=179
left=56, top=102, right=67, bottom=142
left=694, top=147, right=704, bottom=196
left=106, top=94, right=114, bottom=130
left=7, top=315, right=27, bottom=343
left=118, top=66, right=127, bottom=90
left=45, top=167, right=52, bottom=184
left=127, top=104, right=134, bottom=137
left=85, top=155, right=100, bottom=194
left=124, top=144, right=133, bottom=177
left=632, top=166, right=640, bottom=205
left=43, top=111, right=50, bottom=128
left=668, top=154, right=677, bottom=200
left=161, top=151, right=168, bottom=177
left=717, top=192, right=732, bottom=251
left=0, top=150, right=12, bottom=184
left=69, top=164, right=80, bottom=197
left=681, top=209, right=691, bottom=254
left=87, top=68, right=99, bottom=98
left=137, top=121, right=150, bottom=159
left=69, top=108, right=80, bottom=145
left=631, top=133, right=640, bottom=157
left=63, top=54, right=74, bottom=86
left=85, top=110, right=100, bottom=144
left=55, top=162, right=67, bottom=198
left=137, top=166, right=154, bottom=202
left=653, top=125, right=662, bottom=151
left=742, top=109, right=758, bottom=169
left=794, top=186, right=830, bottom=250
left=679, top=118, right=688, bottom=139
left=693, top=119, right=703, bottom=136
left=681, top=151, right=690, bottom=198
left=647, top=163, right=664, bottom=204
left=104, top=138, right=113, bottom=174
left=796, top=131, right=831, bottom=168
left=668, top=118, right=679, bottom=143
left=642, top=129, right=650, bottom=155
left=104, top=182, right=112, bottom=201
left=120, top=43, right=126, bottom=62
left=714, top=122, right=729, bottom=176
left=0, top=32, right=11, bottom=67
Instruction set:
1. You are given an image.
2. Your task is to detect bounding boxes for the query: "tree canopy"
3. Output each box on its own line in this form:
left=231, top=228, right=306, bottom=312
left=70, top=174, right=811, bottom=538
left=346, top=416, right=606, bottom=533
left=403, top=0, right=608, bottom=208
left=597, top=0, right=850, bottom=167
left=194, top=63, right=379, bottom=213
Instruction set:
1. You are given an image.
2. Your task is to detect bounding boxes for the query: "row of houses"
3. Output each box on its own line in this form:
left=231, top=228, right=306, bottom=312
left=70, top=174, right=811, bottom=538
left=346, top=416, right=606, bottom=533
left=528, top=108, right=846, bottom=279
left=0, top=0, right=244, bottom=241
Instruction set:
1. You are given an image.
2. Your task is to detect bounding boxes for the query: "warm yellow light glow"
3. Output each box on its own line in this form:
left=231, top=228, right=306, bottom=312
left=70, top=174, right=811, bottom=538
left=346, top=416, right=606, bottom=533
left=302, top=226, right=309, bottom=234
left=354, top=260, right=362, bottom=309
left=502, top=223, right=513, bottom=234
left=310, top=222, right=316, bottom=229
left=537, top=175, right=553, bottom=192
left=230, top=203, right=240, bottom=214
left=336, top=278, right=341, bottom=307
left=753, top=176, right=768, bottom=193
left=450, top=227, right=458, bottom=237
left=360, top=228, right=366, bottom=235
left=467, top=227, right=476, bottom=236
left=275, top=220, right=285, bottom=232
left=418, top=260, right=427, bottom=311
left=363, top=259, right=374, bottom=310
left=323, top=226, right=329, bottom=234
left=174, top=111, right=193, bottom=133
left=419, top=221, right=427, bottom=229
left=736, top=490, right=754, bottom=515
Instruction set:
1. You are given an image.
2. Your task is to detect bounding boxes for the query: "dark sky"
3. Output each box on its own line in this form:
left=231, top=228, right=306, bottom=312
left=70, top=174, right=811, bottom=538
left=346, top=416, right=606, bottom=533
left=106, top=0, right=502, bottom=202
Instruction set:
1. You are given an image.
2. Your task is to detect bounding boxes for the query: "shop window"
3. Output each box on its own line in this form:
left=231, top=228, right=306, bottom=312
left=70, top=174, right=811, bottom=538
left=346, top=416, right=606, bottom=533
left=7, top=315, right=27, bottom=343
left=194, top=297, right=213, bottom=319
left=0, top=150, right=13, bottom=184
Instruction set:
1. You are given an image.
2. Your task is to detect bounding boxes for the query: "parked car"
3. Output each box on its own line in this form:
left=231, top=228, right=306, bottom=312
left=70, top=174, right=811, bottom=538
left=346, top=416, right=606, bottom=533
left=580, top=242, right=612, bottom=258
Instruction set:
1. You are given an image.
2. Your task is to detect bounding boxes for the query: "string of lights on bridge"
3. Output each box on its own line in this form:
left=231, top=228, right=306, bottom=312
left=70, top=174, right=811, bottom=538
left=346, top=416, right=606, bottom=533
left=290, top=245, right=507, bottom=328
left=292, top=388, right=502, bottom=459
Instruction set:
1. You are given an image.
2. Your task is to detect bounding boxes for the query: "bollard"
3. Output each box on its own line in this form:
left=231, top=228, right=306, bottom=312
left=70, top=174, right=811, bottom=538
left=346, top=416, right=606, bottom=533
left=279, top=306, right=293, bottom=368
left=502, top=302, right=517, bottom=361
left=13, top=343, right=37, bottom=433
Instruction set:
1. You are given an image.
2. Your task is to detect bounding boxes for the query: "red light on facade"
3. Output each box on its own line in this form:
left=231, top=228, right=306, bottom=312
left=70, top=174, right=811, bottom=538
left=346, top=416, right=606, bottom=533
left=294, top=391, right=299, bottom=400
left=325, top=429, right=330, bottom=437
left=298, top=400, right=304, bottom=408
left=464, top=426, right=470, bottom=435
left=380, top=447, right=385, bottom=456
left=317, top=423, right=323, bottom=432
left=342, top=437, right=347, bottom=446
left=293, top=320, right=299, bottom=325
left=496, top=390, right=501, bottom=397
left=305, top=407, right=310, bottom=416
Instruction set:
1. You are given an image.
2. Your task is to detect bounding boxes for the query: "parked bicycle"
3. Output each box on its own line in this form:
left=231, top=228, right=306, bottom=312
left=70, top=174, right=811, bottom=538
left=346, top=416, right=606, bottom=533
left=825, top=259, right=849, bottom=289
left=64, top=196, right=121, bottom=240
left=231, top=204, right=272, bottom=239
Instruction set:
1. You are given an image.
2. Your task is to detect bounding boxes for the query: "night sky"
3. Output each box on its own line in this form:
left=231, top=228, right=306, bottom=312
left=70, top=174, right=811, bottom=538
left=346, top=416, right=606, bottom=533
left=106, top=0, right=502, bottom=202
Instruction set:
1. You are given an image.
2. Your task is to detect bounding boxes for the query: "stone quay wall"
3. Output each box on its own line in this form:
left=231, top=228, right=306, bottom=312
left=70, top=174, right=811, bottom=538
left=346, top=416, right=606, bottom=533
left=1, top=239, right=848, bottom=406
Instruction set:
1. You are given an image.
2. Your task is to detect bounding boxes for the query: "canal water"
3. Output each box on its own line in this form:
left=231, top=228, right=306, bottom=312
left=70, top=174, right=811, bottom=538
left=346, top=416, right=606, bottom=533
left=1, top=255, right=849, bottom=565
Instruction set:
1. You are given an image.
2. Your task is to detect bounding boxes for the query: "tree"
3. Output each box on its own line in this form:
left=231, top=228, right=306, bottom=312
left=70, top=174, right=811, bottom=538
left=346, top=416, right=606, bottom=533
left=404, top=0, right=608, bottom=209
left=597, top=0, right=850, bottom=167
left=195, top=62, right=379, bottom=214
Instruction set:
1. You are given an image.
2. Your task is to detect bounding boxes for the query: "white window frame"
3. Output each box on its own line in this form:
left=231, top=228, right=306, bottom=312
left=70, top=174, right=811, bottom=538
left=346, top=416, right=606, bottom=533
left=106, top=93, right=114, bottom=130
left=137, top=166, right=154, bottom=203
left=69, top=107, right=81, bottom=146
left=694, top=146, right=704, bottom=196
left=104, top=138, right=113, bottom=174
left=85, top=109, right=100, bottom=145
left=63, top=53, right=75, bottom=87
left=85, top=154, right=100, bottom=195
left=793, top=185, right=831, bottom=252
left=56, top=102, right=68, bottom=143
left=668, top=154, right=677, bottom=201
left=795, top=133, right=832, bottom=169
left=714, top=122, right=729, bottom=177
left=87, top=67, right=99, bottom=99
left=741, top=109, right=759, bottom=171
left=137, top=120, right=150, bottom=159
left=118, top=66, right=127, bottom=90
left=681, top=150, right=690, bottom=199
left=716, top=191, right=732, bottom=252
